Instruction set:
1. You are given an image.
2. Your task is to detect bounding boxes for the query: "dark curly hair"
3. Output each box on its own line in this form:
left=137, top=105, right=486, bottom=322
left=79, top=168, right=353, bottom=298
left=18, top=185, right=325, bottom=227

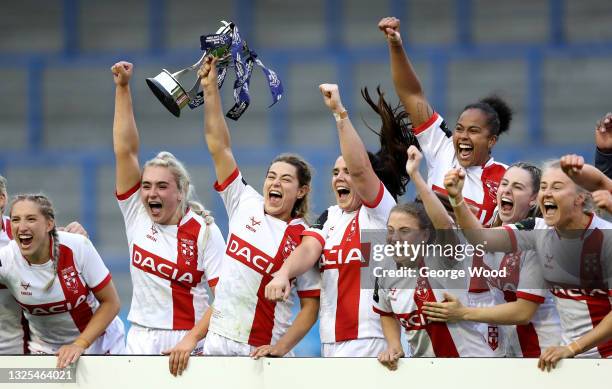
left=462, top=94, right=513, bottom=137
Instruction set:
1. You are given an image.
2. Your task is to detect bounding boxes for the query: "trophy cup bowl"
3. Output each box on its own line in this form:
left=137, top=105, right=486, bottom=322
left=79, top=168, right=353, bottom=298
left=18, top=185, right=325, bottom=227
left=146, top=21, right=238, bottom=117
left=146, top=70, right=190, bottom=117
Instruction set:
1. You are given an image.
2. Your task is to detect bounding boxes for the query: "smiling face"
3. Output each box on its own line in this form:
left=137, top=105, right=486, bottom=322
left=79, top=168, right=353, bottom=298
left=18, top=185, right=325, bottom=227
left=497, top=166, right=537, bottom=225
left=10, top=200, right=53, bottom=262
left=331, top=156, right=362, bottom=212
left=263, top=161, right=307, bottom=222
left=386, top=210, right=430, bottom=264
left=453, top=108, right=497, bottom=168
left=538, top=167, right=585, bottom=228
left=141, top=165, right=183, bottom=225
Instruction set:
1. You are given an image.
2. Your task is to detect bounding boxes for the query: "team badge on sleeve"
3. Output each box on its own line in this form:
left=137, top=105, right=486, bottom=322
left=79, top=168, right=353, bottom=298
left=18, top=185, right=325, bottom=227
left=281, top=235, right=297, bottom=260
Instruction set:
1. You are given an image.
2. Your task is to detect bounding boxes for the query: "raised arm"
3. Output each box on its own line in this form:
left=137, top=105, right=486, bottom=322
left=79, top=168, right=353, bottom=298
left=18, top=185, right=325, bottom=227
left=111, top=61, right=142, bottom=194
left=378, top=17, right=433, bottom=128
left=319, top=84, right=381, bottom=204
left=444, top=168, right=513, bottom=253
left=198, top=57, right=238, bottom=184
left=560, top=154, right=612, bottom=192
left=406, top=146, right=453, bottom=229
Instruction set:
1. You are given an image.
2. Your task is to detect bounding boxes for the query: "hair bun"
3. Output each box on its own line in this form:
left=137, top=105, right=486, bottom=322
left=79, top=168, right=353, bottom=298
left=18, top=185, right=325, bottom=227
left=480, top=95, right=513, bottom=135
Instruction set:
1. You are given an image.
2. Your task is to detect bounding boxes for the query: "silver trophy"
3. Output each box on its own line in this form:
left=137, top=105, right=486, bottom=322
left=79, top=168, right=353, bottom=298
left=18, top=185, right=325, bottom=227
left=146, top=21, right=244, bottom=117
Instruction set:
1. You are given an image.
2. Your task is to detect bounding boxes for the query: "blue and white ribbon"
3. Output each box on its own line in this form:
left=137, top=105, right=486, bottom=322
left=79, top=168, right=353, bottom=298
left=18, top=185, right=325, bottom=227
left=191, top=23, right=283, bottom=120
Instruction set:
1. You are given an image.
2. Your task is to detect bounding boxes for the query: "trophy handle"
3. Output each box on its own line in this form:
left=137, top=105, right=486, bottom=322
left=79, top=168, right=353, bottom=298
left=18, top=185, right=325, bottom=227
left=182, top=21, right=236, bottom=100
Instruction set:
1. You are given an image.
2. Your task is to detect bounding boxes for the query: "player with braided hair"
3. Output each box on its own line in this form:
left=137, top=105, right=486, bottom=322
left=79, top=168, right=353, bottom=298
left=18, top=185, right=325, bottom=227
left=0, top=194, right=124, bottom=367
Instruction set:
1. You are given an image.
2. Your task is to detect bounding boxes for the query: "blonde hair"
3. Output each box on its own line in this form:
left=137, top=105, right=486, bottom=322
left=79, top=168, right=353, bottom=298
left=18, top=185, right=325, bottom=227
left=0, top=175, right=7, bottom=214
left=10, top=194, right=58, bottom=290
left=542, top=160, right=594, bottom=213
left=0, top=175, right=7, bottom=196
left=143, top=151, right=213, bottom=224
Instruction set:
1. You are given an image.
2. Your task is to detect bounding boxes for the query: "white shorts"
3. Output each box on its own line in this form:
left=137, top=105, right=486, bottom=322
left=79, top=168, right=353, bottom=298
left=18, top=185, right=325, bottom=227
left=0, top=289, right=26, bottom=354
left=29, top=316, right=125, bottom=355
left=126, top=323, right=204, bottom=355
left=321, top=338, right=387, bottom=357
left=203, top=331, right=257, bottom=356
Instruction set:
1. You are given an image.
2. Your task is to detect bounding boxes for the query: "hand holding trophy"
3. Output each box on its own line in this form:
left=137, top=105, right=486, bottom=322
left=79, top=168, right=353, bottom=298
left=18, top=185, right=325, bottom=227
left=146, top=21, right=282, bottom=119
left=197, top=56, right=218, bottom=94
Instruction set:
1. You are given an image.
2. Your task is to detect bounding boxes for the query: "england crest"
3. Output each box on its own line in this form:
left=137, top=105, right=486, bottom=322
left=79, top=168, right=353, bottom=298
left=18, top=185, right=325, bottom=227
left=485, top=179, right=500, bottom=202
left=180, top=238, right=196, bottom=265
left=281, top=236, right=297, bottom=260
left=61, top=266, right=79, bottom=294
left=488, top=325, right=499, bottom=350
left=415, top=277, right=430, bottom=301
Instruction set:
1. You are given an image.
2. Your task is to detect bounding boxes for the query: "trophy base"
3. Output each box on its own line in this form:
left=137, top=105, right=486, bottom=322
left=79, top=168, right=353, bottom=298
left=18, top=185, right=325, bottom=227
left=146, top=77, right=182, bottom=117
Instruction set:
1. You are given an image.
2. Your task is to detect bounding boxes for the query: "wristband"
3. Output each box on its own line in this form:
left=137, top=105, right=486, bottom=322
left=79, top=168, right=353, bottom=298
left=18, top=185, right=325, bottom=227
left=448, top=196, right=464, bottom=208
left=73, top=338, right=91, bottom=349
left=567, top=340, right=582, bottom=356
left=333, top=110, right=348, bottom=122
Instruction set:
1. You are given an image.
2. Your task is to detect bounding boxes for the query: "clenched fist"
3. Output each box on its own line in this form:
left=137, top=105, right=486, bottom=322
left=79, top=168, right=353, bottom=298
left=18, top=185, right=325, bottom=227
left=319, top=83, right=345, bottom=114
left=378, top=17, right=402, bottom=46
left=405, top=145, right=423, bottom=177
left=560, top=154, right=585, bottom=178
left=443, top=168, right=466, bottom=200
left=111, top=61, right=133, bottom=87
left=595, top=112, right=612, bottom=152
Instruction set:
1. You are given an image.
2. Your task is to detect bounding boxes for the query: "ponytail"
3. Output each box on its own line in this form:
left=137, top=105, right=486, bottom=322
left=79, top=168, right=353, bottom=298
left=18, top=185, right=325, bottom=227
left=361, top=86, right=419, bottom=200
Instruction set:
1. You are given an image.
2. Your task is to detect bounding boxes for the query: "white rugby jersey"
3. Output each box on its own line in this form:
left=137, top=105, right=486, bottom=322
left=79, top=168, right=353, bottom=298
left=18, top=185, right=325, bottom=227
left=415, top=112, right=507, bottom=226
left=303, top=181, right=394, bottom=344
left=373, top=256, right=501, bottom=357
left=482, top=250, right=561, bottom=357
left=0, top=215, right=27, bottom=354
left=0, top=232, right=113, bottom=350
left=117, top=183, right=225, bottom=330
left=209, top=169, right=321, bottom=347
left=504, top=214, right=612, bottom=357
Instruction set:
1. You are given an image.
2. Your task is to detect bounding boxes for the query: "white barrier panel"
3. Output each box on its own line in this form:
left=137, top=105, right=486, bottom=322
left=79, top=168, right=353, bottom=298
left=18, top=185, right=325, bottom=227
left=0, top=356, right=610, bottom=389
